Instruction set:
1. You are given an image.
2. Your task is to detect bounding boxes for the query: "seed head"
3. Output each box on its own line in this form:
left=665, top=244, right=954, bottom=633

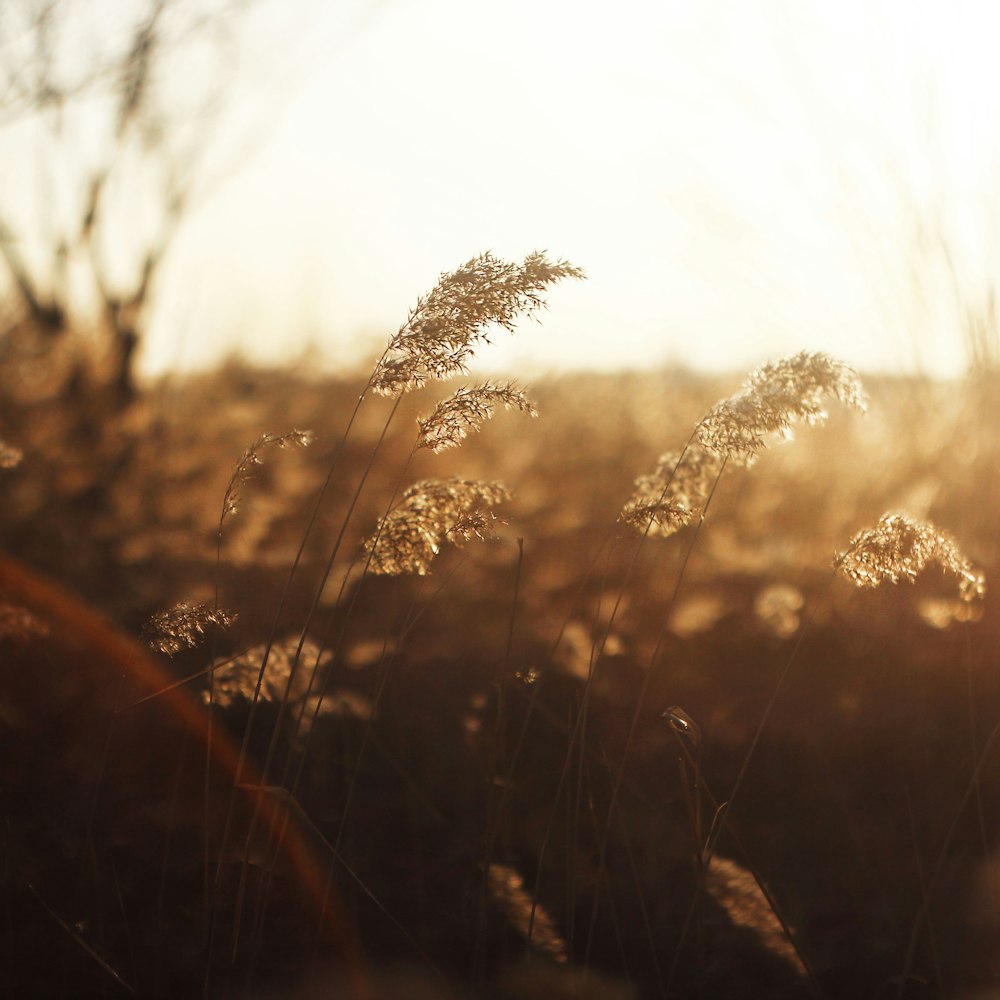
left=364, top=478, right=510, bottom=576
left=371, top=251, right=584, bottom=397
left=835, top=513, right=986, bottom=602
left=142, top=602, right=238, bottom=657
left=206, top=637, right=332, bottom=710
left=0, top=440, right=22, bottom=469
left=705, top=856, right=806, bottom=977
left=221, top=429, right=313, bottom=521
left=697, top=351, right=865, bottom=465
left=486, top=864, right=567, bottom=963
left=621, top=444, right=723, bottom=536
left=416, top=382, right=537, bottom=453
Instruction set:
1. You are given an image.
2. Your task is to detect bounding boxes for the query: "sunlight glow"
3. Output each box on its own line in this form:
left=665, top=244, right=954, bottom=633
left=143, top=0, right=1000, bottom=379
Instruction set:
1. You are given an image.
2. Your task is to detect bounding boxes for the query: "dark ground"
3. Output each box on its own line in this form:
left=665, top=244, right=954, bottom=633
left=1, top=360, right=998, bottom=998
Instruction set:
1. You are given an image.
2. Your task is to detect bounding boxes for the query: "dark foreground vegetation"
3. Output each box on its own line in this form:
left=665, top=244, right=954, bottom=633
left=1, top=292, right=999, bottom=998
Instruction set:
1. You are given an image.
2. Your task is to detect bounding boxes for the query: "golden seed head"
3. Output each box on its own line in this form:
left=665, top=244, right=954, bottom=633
left=835, top=513, right=986, bottom=602
left=371, top=251, right=583, bottom=397
left=416, top=382, right=537, bottom=453
left=364, top=478, right=510, bottom=576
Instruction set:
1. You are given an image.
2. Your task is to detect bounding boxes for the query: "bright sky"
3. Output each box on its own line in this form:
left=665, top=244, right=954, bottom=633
left=141, top=0, right=1000, bottom=380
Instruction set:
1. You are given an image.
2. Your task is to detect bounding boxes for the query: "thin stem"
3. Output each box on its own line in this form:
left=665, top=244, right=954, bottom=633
left=896, top=719, right=1000, bottom=998
left=228, top=395, right=404, bottom=963
left=582, top=462, right=725, bottom=967
left=474, top=537, right=525, bottom=977
left=705, top=573, right=835, bottom=867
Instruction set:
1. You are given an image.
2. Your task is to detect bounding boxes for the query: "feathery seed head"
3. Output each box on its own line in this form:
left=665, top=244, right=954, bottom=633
left=222, top=429, right=313, bottom=520
left=0, top=603, right=48, bottom=642
left=364, top=478, right=510, bottom=575
left=486, top=864, right=568, bottom=963
left=142, top=602, right=237, bottom=656
left=416, top=382, right=538, bottom=453
left=621, top=443, right=723, bottom=536
left=705, top=857, right=806, bottom=976
left=835, top=513, right=986, bottom=602
left=371, top=251, right=583, bottom=397
left=697, top=351, right=865, bottom=465
left=0, top=440, right=22, bottom=468
left=205, top=637, right=332, bottom=711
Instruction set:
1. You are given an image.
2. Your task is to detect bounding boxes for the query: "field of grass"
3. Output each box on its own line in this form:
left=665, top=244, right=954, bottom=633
left=0, top=255, right=998, bottom=998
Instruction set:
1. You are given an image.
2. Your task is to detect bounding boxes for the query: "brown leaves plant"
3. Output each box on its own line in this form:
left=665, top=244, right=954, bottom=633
left=370, top=251, right=584, bottom=397
left=416, top=382, right=538, bottom=453
left=835, top=513, right=986, bottom=602
left=363, top=478, right=509, bottom=576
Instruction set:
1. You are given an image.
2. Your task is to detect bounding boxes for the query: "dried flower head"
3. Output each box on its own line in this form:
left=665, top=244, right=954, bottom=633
left=371, top=251, right=584, bottom=396
left=705, top=856, right=806, bottom=977
left=142, top=602, right=237, bottom=656
left=416, top=382, right=538, bottom=453
left=0, top=603, right=48, bottom=643
left=620, top=443, right=723, bottom=536
left=0, top=440, right=22, bottom=469
left=486, top=864, right=568, bottom=963
left=364, top=478, right=509, bottom=575
left=205, top=637, right=332, bottom=711
left=221, top=429, right=313, bottom=520
left=697, top=351, right=865, bottom=465
left=835, top=513, right=986, bottom=602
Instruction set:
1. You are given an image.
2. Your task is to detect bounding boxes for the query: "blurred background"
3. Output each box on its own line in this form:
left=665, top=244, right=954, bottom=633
left=3, top=0, right=1000, bottom=387
left=4, top=4, right=1000, bottom=997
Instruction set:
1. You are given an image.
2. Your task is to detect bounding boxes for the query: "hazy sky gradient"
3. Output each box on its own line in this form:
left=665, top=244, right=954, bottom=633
left=142, top=0, right=1000, bottom=379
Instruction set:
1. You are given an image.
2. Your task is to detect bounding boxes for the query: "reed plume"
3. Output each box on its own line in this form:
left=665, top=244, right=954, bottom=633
left=221, top=429, right=313, bottom=521
left=416, top=382, right=537, bottom=453
left=0, top=440, right=21, bottom=468
left=621, top=443, right=723, bottom=537
left=485, top=863, right=568, bottom=963
left=371, top=251, right=584, bottom=397
left=363, top=478, right=509, bottom=576
left=142, top=602, right=237, bottom=656
left=705, top=856, right=806, bottom=977
left=205, top=637, right=332, bottom=713
left=0, top=603, right=48, bottom=642
left=622, top=352, right=864, bottom=534
left=835, top=513, right=986, bottom=602
left=697, top=351, right=866, bottom=466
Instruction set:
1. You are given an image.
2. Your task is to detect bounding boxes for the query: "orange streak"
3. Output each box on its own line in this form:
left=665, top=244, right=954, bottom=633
left=0, top=550, right=369, bottom=997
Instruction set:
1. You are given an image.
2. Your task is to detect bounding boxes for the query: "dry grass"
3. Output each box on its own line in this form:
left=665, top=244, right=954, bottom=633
left=0, top=258, right=998, bottom=998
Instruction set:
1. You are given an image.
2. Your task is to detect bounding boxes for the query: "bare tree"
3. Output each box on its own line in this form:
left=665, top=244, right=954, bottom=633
left=0, top=0, right=283, bottom=404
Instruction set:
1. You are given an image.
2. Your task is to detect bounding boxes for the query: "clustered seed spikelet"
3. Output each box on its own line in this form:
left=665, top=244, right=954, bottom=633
left=620, top=443, right=723, bottom=537
left=697, top=351, right=866, bottom=466
left=416, top=382, right=538, bottom=453
left=142, top=602, right=238, bottom=656
left=205, top=637, right=331, bottom=711
left=705, top=856, right=806, bottom=977
left=370, top=251, right=584, bottom=397
left=486, top=864, right=568, bottom=964
left=621, top=352, right=865, bottom=535
left=0, top=440, right=21, bottom=468
left=364, top=478, right=509, bottom=576
left=835, top=513, right=986, bottom=602
left=222, top=429, right=313, bottom=520
left=0, top=603, right=48, bottom=642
